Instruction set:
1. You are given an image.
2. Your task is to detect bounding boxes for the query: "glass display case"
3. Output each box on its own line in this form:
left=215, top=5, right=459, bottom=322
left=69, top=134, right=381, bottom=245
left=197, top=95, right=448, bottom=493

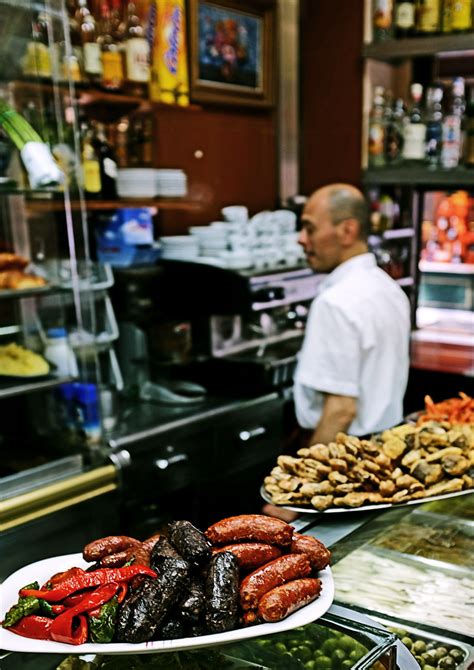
left=0, top=0, right=121, bottom=561
left=328, top=494, right=474, bottom=668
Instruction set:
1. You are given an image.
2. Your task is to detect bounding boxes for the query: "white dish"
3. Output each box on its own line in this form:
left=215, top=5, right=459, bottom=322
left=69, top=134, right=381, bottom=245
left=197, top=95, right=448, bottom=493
left=0, top=553, right=334, bottom=655
left=260, top=485, right=474, bottom=514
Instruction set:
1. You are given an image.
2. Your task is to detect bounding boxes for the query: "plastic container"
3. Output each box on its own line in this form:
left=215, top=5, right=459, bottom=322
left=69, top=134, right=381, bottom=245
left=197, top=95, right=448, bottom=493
left=43, top=328, right=79, bottom=378
left=73, top=382, right=101, bottom=444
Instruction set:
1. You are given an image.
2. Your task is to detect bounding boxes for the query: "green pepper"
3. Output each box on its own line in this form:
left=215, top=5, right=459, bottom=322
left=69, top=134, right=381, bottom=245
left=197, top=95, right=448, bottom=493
left=2, top=596, right=40, bottom=628
left=89, top=596, right=118, bottom=643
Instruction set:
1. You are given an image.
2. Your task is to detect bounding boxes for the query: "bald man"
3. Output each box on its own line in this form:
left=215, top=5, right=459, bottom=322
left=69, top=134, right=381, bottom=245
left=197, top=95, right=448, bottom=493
left=294, top=183, right=411, bottom=445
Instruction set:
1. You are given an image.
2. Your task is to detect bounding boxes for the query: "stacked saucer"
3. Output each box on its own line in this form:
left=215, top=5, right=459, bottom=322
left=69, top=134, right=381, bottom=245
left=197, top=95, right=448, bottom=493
left=160, top=236, right=199, bottom=260
left=155, top=170, right=188, bottom=197
left=117, top=169, right=158, bottom=198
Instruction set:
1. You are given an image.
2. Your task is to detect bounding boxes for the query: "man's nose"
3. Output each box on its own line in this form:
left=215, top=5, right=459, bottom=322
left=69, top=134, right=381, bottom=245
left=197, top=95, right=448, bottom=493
left=298, top=229, right=307, bottom=247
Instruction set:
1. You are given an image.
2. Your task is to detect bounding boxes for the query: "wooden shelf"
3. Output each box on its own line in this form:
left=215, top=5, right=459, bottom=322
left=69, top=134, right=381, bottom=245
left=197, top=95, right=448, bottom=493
left=363, top=33, right=474, bottom=62
left=362, top=166, right=474, bottom=188
left=25, top=197, right=202, bottom=212
left=9, top=80, right=201, bottom=115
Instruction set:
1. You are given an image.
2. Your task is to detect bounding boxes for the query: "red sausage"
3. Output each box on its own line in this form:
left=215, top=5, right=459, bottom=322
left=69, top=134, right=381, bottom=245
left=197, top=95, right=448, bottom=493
left=239, top=554, right=311, bottom=611
left=290, top=533, right=331, bottom=571
left=257, top=578, right=322, bottom=622
left=206, top=515, right=294, bottom=547
left=213, top=543, right=282, bottom=571
left=83, top=536, right=141, bottom=562
left=141, top=533, right=161, bottom=552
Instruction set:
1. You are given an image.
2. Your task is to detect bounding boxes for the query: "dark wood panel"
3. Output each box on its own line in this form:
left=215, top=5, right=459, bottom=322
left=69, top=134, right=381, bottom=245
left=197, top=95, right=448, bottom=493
left=152, top=106, right=277, bottom=234
left=300, top=0, right=364, bottom=194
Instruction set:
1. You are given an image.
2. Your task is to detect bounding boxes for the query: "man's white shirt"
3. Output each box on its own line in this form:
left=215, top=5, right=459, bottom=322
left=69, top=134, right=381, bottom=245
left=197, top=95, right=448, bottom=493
left=294, top=253, right=411, bottom=436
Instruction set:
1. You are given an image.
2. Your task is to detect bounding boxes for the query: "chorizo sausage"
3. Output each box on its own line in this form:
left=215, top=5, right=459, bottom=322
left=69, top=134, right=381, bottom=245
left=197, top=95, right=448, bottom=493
left=257, top=578, right=322, bottom=622
left=239, top=554, right=311, bottom=610
left=99, top=542, right=153, bottom=568
left=141, top=533, right=161, bottom=552
left=206, top=515, right=293, bottom=547
left=290, top=533, right=331, bottom=571
left=213, top=543, right=282, bottom=571
left=83, top=535, right=140, bottom=562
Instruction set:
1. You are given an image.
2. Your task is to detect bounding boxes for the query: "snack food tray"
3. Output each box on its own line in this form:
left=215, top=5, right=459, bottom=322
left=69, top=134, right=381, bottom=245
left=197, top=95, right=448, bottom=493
left=260, top=485, right=474, bottom=514
left=0, top=553, right=334, bottom=654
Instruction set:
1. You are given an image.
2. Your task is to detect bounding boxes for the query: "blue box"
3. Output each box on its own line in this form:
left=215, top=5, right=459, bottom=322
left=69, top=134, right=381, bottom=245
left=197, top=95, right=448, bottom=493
left=95, top=208, right=160, bottom=267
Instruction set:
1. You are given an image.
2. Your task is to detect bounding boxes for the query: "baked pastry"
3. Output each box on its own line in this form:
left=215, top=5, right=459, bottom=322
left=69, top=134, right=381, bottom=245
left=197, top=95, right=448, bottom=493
left=0, top=270, right=47, bottom=290
left=0, top=343, right=49, bottom=377
left=0, top=252, right=29, bottom=271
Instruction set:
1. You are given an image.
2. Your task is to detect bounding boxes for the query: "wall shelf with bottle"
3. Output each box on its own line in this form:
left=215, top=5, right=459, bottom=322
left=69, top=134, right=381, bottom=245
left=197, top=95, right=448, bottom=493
left=363, top=166, right=474, bottom=186
left=363, top=33, right=474, bottom=62
left=25, top=197, right=201, bottom=212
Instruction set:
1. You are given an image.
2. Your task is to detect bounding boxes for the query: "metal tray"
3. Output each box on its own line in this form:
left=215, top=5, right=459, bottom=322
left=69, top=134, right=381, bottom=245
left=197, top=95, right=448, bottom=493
left=370, top=613, right=473, bottom=670
left=260, top=484, right=474, bottom=514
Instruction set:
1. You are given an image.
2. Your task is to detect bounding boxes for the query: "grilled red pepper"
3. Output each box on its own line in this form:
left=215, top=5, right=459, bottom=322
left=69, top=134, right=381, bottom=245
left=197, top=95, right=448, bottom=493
left=50, top=583, right=119, bottom=645
left=20, top=565, right=156, bottom=602
left=50, top=614, right=88, bottom=645
left=8, top=615, right=53, bottom=640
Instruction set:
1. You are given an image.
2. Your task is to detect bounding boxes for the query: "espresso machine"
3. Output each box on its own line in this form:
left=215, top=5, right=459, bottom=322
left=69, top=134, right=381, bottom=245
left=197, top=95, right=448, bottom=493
left=154, top=260, right=323, bottom=395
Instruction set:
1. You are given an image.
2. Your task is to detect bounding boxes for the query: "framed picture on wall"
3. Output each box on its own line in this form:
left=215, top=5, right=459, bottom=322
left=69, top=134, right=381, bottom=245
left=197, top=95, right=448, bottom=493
left=188, top=0, right=276, bottom=108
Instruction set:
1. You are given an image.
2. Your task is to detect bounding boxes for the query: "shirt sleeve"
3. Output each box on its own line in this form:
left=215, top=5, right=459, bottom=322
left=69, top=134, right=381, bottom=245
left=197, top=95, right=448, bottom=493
left=294, top=298, right=360, bottom=398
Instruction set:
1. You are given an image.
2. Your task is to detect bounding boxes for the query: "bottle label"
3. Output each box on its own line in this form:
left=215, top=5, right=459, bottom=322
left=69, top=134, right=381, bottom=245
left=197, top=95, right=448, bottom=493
left=451, top=0, right=471, bottom=29
left=396, top=2, right=415, bottom=28
left=369, top=123, right=385, bottom=156
left=126, top=37, right=150, bottom=83
left=84, top=42, right=103, bottom=76
left=374, top=0, right=393, bottom=28
left=83, top=158, right=101, bottom=192
left=441, top=115, right=462, bottom=167
left=102, top=51, right=124, bottom=88
left=418, top=0, right=441, bottom=31
left=403, top=123, right=426, bottom=160
left=103, top=156, right=118, bottom=179
left=22, top=43, right=52, bottom=78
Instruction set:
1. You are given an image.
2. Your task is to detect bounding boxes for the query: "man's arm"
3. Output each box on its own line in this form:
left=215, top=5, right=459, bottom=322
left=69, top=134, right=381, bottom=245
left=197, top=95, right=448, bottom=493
left=308, top=393, right=357, bottom=446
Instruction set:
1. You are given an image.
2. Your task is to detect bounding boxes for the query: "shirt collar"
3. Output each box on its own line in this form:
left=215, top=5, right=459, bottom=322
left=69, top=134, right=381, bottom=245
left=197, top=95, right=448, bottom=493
left=317, top=253, right=376, bottom=293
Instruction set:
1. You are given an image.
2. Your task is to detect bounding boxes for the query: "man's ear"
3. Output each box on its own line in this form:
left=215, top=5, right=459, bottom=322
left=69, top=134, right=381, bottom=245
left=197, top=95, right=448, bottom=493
left=339, top=218, right=360, bottom=245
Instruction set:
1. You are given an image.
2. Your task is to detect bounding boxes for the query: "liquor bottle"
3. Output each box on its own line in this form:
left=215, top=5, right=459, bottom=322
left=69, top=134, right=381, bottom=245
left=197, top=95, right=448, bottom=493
left=425, top=85, right=443, bottom=167
left=92, top=122, right=118, bottom=198
left=385, top=97, right=405, bottom=164
left=123, top=2, right=150, bottom=96
left=368, top=86, right=386, bottom=168
left=76, top=0, right=102, bottom=85
left=22, top=11, right=52, bottom=78
left=464, top=88, right=474, bottom=168
left=98, top=2, right=124, bottom=90
left=141, top=115, right=153, bottom=166
left=373, top=0, right=394, bottom=40
left=394, top=0, right=416, bottom=37
left=442, top=0, right=453, bottom=32
left=441, top=77, right=465, bottom=169
left=450, top=0, right=472, bottom=31
left=402, top=83, right=426, bottom=162
left=110, top=0, right=124, bottom=41
left=416, top=0, right=441, bottom=34
left=115, top=117, right=129, bottom=167
left=81, top=123, right=102, bottom=197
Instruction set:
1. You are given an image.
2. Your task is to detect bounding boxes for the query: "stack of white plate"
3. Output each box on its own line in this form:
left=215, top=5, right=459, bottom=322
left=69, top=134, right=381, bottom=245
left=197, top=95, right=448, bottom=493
left=117, top=169, right=158, bottom=198
left=160, top=236, right=199, bottom=260
left=155, top=169, right=188, bottom=197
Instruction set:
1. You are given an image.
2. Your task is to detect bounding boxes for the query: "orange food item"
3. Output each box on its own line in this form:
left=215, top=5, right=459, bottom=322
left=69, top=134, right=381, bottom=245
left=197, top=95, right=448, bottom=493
left=418, top=392, right=474, bottom=425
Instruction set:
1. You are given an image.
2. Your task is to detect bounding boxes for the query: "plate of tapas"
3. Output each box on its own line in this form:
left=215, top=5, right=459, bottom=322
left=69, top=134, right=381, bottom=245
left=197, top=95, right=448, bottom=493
left=0, top=515, right=334, bottom=654
left=262, top=420, right=473, bottom=513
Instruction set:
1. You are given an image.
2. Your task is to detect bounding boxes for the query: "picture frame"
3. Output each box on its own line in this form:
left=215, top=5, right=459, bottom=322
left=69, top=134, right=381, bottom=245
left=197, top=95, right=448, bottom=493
left=188, top=0, right=276, bottom=108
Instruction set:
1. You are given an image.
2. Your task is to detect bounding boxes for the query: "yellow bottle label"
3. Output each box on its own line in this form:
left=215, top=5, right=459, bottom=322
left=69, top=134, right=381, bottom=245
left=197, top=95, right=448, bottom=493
left=126, top=37, right=150, bottom=83
left=102, top=51, right=124, bottom=88
left=451, top=0, right=472, bottom=29
left=418, top=0, right=441, bottom=31
left=83, top=159, right=101, bottom=193
left=22, top=43, right=52, bottom=78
